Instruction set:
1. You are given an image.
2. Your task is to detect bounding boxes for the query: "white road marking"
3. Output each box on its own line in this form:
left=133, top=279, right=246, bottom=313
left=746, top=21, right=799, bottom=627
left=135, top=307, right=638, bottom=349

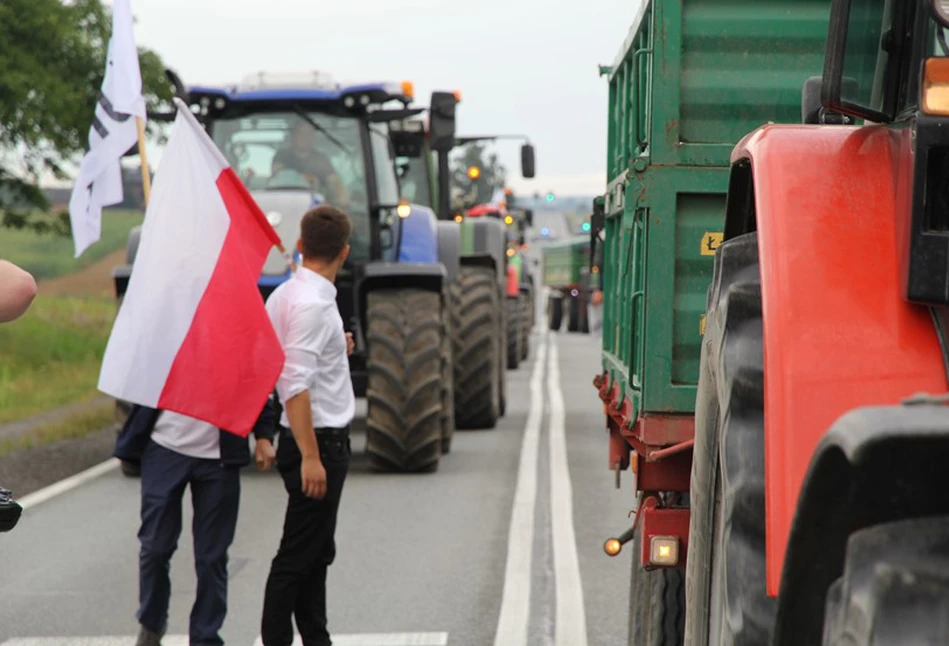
left=547, top=339, right=588, bottom=646
left=17, top=458, right=120, bottom=511
left=492, top=335, right=548, bottom=646
left=2, top=633, right=449, bottom=646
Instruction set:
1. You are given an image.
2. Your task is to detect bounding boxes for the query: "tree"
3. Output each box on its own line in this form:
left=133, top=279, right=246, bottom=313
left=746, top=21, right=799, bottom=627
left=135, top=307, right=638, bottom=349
left=449, top=142, right=507, bottom=210
left=0, top=0, right=173, bottom=234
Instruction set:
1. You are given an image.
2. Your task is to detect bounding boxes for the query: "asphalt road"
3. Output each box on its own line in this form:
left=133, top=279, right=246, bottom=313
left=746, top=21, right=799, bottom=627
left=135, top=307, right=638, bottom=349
left=0, top=327, right=632, bottom=646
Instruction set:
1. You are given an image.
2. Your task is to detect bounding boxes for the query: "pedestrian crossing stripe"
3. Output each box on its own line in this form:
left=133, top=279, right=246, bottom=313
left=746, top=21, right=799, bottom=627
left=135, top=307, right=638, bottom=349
left=1, top=633, right=449, bottom=646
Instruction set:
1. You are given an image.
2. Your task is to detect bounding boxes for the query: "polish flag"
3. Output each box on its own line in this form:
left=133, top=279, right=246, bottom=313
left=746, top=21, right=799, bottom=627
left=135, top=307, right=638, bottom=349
left=98, top=98, right=285, bottom=437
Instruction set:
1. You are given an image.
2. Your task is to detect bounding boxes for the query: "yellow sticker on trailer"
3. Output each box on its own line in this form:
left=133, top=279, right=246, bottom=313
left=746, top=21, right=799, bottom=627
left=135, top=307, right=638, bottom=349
left=701, top=232, right=723, bottom=256
left=700, top=314, right=707, bottom=336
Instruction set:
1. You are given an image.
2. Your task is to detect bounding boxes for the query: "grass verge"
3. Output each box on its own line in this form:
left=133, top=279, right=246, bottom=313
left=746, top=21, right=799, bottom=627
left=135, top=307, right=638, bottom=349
left=0, top=209, right=142, bottom=280
left=0, top=294, right=115, bottom=425
left=0, top=401, right=115, bottom=457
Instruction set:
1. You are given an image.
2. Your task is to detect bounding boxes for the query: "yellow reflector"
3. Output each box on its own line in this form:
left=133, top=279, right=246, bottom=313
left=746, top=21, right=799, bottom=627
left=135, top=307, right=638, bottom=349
left=504, top=215, right=514, bottom=225
left=401, top=81, right=414, bottom=99
left=649, top=536, right=680, bottom=566
left=923, top=58, right=949, bottom=116
left=604, top=538, right=622, bottom=557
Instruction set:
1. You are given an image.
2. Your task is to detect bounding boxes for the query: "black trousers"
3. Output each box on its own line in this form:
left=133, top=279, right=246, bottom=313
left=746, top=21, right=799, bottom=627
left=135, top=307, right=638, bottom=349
left=137, top=440, right=240, bottom=646
left=261, top=427, right=351, bottom=646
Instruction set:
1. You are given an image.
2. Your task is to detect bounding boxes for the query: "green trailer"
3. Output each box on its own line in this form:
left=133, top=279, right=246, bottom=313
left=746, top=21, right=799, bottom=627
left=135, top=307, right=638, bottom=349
left=590, top=1, right=829, bottom=642
left=541, top=235, right=598, bottom=332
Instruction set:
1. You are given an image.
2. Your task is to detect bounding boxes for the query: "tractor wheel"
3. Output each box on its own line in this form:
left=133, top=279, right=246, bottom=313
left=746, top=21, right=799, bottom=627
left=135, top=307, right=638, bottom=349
left=567, top=293, right=580, bottom=332
left=519, top=294, right=530, bottom=361
left=685, top=232, right=772, bottom=646
left=506, top=297, right=521, bottom=370
left=498, top=297, right=508, bottom=416
left=440, top=300, right=455, bottom=454
left=450, top=265, right=501, bottom=429
left=628, top=530, right=686, bottom=645
left=821, top=516, right=949, bottom=645
left=549, top=295, right=563, bottom=331
left=365, top=288, right=442, bottom=473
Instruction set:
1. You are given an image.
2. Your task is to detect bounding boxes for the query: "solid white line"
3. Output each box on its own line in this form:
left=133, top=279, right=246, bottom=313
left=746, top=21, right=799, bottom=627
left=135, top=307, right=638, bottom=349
left=492, top=336, right=548, bottom=646
left=3, top=633, right=449, bottom=646
left=547, top=339, right=588, bottom=646
left=17, top=458, right=120, bottom=511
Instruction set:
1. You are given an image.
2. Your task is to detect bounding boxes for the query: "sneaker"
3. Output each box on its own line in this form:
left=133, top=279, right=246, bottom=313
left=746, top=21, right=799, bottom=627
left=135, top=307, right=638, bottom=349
left=134, top=625, right=164, bottom=646
left=0, top=487, right=21, bottom=533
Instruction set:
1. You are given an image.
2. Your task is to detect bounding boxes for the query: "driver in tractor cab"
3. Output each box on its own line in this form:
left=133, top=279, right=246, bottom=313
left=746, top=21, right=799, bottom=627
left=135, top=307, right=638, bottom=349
left=272, top=120, right=349, bottom=207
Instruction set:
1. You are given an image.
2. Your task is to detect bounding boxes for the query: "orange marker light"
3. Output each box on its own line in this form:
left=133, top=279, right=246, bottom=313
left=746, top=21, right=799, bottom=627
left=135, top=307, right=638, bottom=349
left=401, top=81, right=414, bottom=100
left=604, top=538, right=622, bottom=557
left=467, top=166, right=481, bottom=180
left=453, top=90, right=462, bottom=103
left=923, top=58, right=949, bottom=116
left=454, top=214, right=464, bottom=223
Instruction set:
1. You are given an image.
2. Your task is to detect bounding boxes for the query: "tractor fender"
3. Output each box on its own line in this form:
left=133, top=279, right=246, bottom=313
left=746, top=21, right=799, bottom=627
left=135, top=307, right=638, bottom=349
left=357, top=261, right=447, bottom=338
left=460, top=217, right=506, bottom=286
left=397, top=205, right=439, bottom=264
left=729, top=124, right=946, bottom=594
left=773, top=404, right=949, bottom=646
left=436, top=220, right=460, bottom=284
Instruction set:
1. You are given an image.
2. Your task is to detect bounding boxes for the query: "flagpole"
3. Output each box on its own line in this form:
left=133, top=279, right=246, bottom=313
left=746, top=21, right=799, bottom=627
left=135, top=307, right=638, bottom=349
left=135, top=117, right=151, bottom=205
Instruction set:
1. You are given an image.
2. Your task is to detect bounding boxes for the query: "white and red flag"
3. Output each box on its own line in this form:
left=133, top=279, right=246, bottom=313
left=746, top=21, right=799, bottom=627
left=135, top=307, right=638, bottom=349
left=98, top=98, right=284, bottom=437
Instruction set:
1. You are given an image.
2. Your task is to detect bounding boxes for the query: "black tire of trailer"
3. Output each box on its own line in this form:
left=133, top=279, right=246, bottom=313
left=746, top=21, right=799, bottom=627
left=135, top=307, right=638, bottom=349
left=684, top=232, right=774, bottom=646
left=450, top=265, right=501, bottom=429
left=519, top=293, right=530, bottom=361
left=549, top=295, right=563, bottom=331
left=506, top=297, right=521, bottom=370
left=628, top=530, right=686, bottom=645
left=567, top=292, right=581, bottom=332
left=821, top=516, right=949, bottom=645
left=440, top=299, right=455, bottom=454
left=365, top=288, right=443, bottom=473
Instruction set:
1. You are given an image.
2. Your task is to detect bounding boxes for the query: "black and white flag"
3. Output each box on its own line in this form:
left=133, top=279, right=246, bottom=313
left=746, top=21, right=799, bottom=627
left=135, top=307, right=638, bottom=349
left=68, top=0, right=146, bottom=258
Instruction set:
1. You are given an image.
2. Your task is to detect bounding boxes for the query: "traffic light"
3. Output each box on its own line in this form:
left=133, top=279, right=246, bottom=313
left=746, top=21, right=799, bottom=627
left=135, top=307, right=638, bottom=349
left=545, top=192, right=555, bottom=203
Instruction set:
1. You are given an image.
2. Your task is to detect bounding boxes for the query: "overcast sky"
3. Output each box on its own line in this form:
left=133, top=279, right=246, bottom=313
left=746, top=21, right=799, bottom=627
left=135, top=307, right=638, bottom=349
left=123, top=0, right=636, bottom=196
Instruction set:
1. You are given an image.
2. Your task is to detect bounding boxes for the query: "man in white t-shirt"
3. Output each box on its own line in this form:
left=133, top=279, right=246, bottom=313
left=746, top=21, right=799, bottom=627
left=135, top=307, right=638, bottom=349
left=115, top=398, right=276, bottom=646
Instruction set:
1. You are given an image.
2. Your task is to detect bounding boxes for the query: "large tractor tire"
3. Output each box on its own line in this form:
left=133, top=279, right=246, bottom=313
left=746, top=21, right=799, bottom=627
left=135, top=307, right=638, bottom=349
left=365, top=288, right=443, bottom=473
left=628, top=530, right=686, bottom=645
left=567, top=292, right=581, bottom=332
left=821, top=516, right=949, bottom=645
left=549, top=295, right=563, bottom=331
left=685, top=232, right=772, bottom=646
left=440, top=300, right=455, bottom=454
left=518, top=293, right=530, bottom=361
left=506, top=297, right=521, bottom=370
left=450, top=265, right=501, bottom=429
left=499, top=308, right=507, bottom=417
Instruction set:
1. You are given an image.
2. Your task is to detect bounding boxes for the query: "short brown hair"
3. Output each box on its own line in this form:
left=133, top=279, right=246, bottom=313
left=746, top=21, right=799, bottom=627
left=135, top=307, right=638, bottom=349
left=300, top=205, right=351, bottom=262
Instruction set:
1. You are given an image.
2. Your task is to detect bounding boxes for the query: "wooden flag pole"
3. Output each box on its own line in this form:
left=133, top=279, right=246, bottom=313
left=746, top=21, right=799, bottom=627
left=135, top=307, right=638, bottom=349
left=135, top=117, right=151, bottom=205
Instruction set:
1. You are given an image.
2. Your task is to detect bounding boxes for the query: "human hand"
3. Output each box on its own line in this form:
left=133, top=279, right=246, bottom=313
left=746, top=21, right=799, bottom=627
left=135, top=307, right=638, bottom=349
left=346, top=332, right=354, bottom=356
left=255, top=438, right=275, bottom=471
left=301, top=455, right=327, bottom=499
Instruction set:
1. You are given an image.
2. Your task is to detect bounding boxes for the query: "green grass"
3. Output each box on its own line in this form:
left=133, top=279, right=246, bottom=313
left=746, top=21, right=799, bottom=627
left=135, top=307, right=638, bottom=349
left=0, top=295, right=115, bottom=425
left=0, top=401, right=115, bottom=457
left=0, top=209, right=143, bottom=280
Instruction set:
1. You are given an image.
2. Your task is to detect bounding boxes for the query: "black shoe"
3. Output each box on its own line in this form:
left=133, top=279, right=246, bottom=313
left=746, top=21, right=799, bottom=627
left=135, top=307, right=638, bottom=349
left=0, top=487, right=21, bottom=533
left=135, top=625, right=164, bottom=646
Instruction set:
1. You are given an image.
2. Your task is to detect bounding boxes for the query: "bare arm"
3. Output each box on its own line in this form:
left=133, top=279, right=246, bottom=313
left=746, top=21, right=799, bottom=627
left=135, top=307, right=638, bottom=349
left=0, top=261, right=37, bottom=323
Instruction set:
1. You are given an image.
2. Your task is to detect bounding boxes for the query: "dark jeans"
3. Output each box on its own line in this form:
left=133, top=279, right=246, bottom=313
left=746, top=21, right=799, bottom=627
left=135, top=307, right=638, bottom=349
left=137, top=440, right=240, bottom=646
left=260, top=427, right=351, bottom=646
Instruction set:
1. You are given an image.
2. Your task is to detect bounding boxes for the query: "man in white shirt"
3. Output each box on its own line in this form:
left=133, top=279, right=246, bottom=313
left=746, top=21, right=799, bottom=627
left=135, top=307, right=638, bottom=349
left=260, top=205, right=356, bottom=646
left=0, top=259, right=38, bottom=533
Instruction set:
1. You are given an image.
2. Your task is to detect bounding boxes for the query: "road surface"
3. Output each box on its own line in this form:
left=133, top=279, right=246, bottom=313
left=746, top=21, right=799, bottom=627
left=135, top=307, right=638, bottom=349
left=0, top=328, right=633, bottom=646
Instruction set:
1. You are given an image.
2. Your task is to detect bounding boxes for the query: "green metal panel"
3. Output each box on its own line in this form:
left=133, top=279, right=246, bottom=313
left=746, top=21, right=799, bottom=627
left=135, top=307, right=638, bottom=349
left=542, top=237, right=589, bottom=288
left=600, top=0, right=829, bottom=425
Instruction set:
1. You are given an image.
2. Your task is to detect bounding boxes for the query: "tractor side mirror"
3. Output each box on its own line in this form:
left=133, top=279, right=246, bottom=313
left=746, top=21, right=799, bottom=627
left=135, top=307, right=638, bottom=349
left=590, top=197, right=606, bottom=270
left=802, top=76, right=856, bottom=125
left=429, top=91, right=457, bottom=152
left=521, top=144, right=536, bottom=179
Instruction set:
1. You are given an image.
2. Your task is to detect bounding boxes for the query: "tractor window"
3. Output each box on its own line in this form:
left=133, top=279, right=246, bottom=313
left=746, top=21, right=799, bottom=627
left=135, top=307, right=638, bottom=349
left=368, top=124, right=400, bottom=206
left=396, top=155, right=433, bottom=208
left=839, top=0, right=892, bottom=114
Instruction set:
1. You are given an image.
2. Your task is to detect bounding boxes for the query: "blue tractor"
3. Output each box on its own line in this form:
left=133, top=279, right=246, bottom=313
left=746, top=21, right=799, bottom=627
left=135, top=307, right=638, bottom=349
left=114, top=71, right=462, bottom=473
